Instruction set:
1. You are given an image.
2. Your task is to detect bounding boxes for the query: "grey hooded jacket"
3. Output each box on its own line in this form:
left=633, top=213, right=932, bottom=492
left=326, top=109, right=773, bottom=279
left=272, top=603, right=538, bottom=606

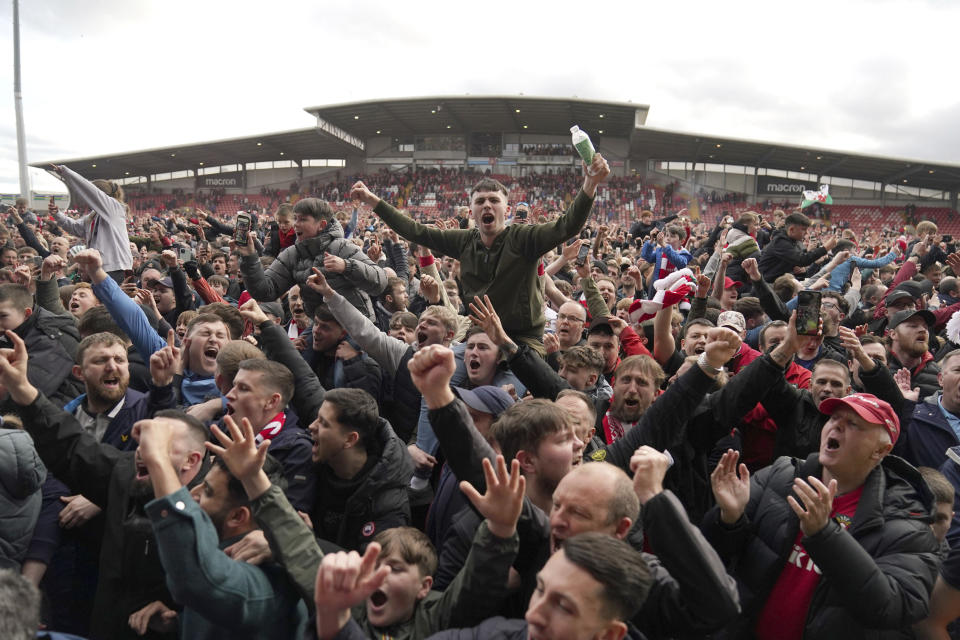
left=0, top=429, right=46, bottom=570
left=240, top=219, right=387, bottom=319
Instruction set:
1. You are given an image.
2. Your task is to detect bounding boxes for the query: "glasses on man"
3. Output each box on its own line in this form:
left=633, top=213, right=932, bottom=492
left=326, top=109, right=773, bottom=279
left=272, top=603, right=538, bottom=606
left=556, top=313, right=585, bottom=324
left=821, top=301, right=839, bottom=311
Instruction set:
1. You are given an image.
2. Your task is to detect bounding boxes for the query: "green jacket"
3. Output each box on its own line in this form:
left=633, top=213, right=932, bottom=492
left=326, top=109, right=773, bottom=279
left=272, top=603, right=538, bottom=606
left=374, top=191, right=594, bottom=349
left=146, top=486, right=308, bottom=640
left=251, top=484, right=518, bottom=640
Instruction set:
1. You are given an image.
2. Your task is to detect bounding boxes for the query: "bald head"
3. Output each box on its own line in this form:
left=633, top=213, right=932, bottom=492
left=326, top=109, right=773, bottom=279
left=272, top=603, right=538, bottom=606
left=565, top=462, right=640, bottom=524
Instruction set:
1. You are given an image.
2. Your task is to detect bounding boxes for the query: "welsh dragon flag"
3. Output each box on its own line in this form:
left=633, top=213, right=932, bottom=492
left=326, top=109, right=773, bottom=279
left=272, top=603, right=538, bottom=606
left=800, top=184, right=833, bottom=209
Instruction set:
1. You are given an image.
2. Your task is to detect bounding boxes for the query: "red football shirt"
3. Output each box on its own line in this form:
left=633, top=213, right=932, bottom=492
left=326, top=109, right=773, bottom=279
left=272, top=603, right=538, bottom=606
left=753, top=485, right=863, bottom=640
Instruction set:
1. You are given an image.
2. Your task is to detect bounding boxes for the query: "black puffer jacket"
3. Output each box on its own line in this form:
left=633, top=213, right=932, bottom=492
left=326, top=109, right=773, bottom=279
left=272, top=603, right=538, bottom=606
left=0, top=429, right=45, bottom=570
left=310, top=417, right=413, bottom=552
left=757, top=228, right=828, bottom=282
left=21, top=392, right=204, bottom=640
left=702, top=453, right=940, bottom=639
left=0, top=307, right=82, bottom=410
left=240, top=220, right=387, bottom=320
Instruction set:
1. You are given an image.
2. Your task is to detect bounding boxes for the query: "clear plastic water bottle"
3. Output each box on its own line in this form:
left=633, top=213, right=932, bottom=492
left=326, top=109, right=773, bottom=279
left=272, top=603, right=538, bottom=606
left=570, top=125, right=595, bottom=165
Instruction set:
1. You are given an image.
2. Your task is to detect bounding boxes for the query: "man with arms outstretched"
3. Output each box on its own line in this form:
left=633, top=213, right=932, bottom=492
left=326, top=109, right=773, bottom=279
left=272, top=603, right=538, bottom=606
left=349, top=154, right=610, bottom=353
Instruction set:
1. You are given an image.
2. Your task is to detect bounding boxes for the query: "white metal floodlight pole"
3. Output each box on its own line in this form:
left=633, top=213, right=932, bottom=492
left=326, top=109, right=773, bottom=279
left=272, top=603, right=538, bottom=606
left=13, top=0, right=31, bottom=201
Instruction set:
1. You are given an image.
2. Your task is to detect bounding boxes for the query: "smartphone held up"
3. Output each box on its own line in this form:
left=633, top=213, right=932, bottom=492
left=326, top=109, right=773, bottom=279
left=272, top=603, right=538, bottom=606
left=796, top=290, right=821, bottom=336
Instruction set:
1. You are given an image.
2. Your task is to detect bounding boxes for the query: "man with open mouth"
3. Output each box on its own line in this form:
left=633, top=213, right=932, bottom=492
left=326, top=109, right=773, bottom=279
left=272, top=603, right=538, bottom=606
left=0, top=329, right=211, bottom=639
left=410, top=342, right=744, bottom=638
left=350, top=152, right=611, bottom=356
left=704, top=390, right=939, bottom=639
left=78, top=248, right=230, bottom=407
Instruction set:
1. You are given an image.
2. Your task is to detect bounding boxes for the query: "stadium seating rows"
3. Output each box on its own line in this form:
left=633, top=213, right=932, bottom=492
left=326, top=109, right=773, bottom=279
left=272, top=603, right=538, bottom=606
left=122, top=171, right=956, bottom=235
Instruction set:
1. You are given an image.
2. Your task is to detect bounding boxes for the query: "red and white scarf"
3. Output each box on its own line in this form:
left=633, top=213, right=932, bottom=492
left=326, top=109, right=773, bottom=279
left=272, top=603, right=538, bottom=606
left=255, top=412, right=286, bottom=445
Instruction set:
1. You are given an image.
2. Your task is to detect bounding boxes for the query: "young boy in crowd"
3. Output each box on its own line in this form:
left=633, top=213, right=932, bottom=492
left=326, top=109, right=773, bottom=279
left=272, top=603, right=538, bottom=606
left=206, top=416, right=522, bottom=640
left=0, top=283, right=82, bottom=408
left=641, top=223, right=691, bottom=296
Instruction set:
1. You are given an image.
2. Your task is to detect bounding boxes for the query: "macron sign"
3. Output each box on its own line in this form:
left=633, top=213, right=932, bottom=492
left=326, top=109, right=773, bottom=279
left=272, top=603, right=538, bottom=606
left=197, top=172, right=243, bottom=188
left=757, top=175, right=815, bottom=196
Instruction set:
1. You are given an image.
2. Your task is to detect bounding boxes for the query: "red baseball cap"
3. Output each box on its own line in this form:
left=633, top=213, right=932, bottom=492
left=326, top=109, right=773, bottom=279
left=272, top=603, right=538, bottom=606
left=819, top=393, right=900, bottom=444
left=724, top=276, right=742, bottom=290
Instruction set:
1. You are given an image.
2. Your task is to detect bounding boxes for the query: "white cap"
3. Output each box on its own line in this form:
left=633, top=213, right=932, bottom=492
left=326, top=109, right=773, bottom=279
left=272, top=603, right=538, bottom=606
left=570, top=125, right=580, bottom=133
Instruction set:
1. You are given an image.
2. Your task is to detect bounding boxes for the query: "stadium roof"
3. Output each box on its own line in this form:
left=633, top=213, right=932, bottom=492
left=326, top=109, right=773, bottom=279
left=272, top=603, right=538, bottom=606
left=630, top=126, right=960, bottom=193
left=31, top=127, right=358, bottom=182
left=303, top=95, right=648, bottom=138
left=32, top=95, right=960, bottom=193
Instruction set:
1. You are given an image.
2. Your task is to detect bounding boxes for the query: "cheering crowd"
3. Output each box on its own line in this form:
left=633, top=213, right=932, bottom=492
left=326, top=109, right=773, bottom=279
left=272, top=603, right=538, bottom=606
left=1, top=150, right=960, bottom=640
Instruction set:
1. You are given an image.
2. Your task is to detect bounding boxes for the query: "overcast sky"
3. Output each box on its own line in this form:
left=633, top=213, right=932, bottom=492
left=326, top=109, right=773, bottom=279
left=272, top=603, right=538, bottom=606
left=2, top=0, right=958, bottom=194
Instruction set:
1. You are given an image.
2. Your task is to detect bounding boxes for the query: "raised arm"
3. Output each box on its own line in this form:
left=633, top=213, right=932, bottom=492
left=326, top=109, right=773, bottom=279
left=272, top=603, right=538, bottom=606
left=15, top=220, right=51, bottom=258
left=469, top=295, right=570, bottom=401
left=208, top=416, right=324, bottom=612
left=58, top=165, right=127, bottom=222
left=600, top=327, right=742, bottom=469
left=304, top=268, right=408, bottom=373
left=240, top=299, right=326, bottom=422
left=234, top=230, right=291, bottom=303
left=743, top=257, right=789, bottom=321
left=630, top=451, right=740, bottom=637
left=80, top=250, right=166, bottom=361
left=36, top=256, right=71, bottom=317
left=412, top=345, right=496, bottom=493
left=352, top=181, right=468, bottom=258
left=652, top=305, right=677, bottom=366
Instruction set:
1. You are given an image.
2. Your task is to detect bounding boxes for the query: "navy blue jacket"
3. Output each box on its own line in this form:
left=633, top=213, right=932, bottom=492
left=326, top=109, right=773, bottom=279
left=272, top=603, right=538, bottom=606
left=63, top=385, right=177, bottom=452
left=894, top=395, right=960, bottom=470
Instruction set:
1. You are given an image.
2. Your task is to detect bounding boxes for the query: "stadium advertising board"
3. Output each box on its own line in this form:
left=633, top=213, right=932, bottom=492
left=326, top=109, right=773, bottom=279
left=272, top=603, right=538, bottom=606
left=197, top=172, right=244, bottom=188
left=757, top=175, right=815, bottom=196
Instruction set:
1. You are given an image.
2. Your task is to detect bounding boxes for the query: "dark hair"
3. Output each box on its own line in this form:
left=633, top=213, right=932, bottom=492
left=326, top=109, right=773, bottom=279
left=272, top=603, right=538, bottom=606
left=382, top=276, right=407, bottom=304
left=197, top=303, right=244, bottom=340
left=77, top=305, right=127, bottom=339
left=185, top=313, right=230, bottom=338
left=733, top=297, right=764, bottom=321
left=784, top=212, right=812, bottom=228
left=212, top=453, right=285, bottom=508
left=681, top=318, right=714, bottom=340
left=323, top=388, right=381, bottom=455
left=470, top=177, right=508, bottom=197
left=293, top=198, right=335, bottom=221
left=313, top=304, right=341, bottom=326
left=237, top=359, right=295, bottom=406
left=390, top=311, right=417, bottom=330
left=490, top=399, right=567, bottom=463
left=758, top=319, right=788, bottom=350
left=0, top=283, right=31, bottom=312
left=76, top=332, right=127, bottom=365
left=859, top=333, right=884, bottom=347
left=587, top=322, right=615, bottom=339
left=835, top=239, right=856, bottom=253
left=821, top=290, right=849, bottom=315
left=561, top=533, right=652, bottom=621
left=465, top=325, right=489, bottom=341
